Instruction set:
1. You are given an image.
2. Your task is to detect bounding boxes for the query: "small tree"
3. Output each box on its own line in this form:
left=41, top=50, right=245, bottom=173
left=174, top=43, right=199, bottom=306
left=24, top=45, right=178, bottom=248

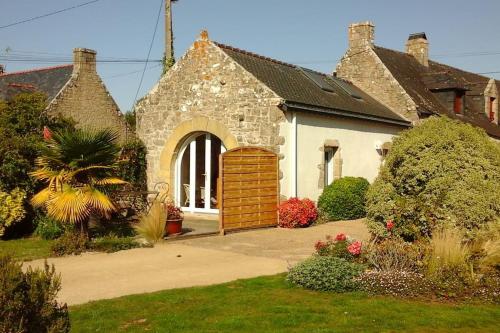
left=30, top=129, right=126, bottom=236
left=366, top=116, right=500, bottom=240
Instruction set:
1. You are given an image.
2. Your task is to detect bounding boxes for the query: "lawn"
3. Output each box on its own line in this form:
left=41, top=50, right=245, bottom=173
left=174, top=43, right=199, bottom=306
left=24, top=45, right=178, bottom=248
left=0, top=237, right=54, bottom=261
left=70, top=274, right=500, bottom=333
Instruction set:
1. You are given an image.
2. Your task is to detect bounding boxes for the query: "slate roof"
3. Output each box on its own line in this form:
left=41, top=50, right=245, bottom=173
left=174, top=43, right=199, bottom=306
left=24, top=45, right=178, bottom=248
left=0, top=65, right=73, bottom=101
left=214, top=42, right=410, bottom=126
left=373, top=46, right=500, bottom=138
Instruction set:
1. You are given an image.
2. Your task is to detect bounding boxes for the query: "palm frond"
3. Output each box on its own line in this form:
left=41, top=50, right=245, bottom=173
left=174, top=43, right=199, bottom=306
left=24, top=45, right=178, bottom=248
left=94, top=177, right=128, bottom=186
left=82, top=187, right=117, bottom=218
left=46, top=186, right=91, bottom=224
left=31, top=188, right=53, bottom=207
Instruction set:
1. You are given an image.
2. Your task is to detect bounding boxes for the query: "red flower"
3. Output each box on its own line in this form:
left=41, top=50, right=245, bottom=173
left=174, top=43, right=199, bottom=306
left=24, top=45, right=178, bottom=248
left=314, top=240, right=327, bottom=251
left=386, top=220, right=395, bottom=231
left=335, top=233, right=347, bottom=241
left=347, top=241, right=362, bottom=255
left=43, top=126, right=52, bottom=140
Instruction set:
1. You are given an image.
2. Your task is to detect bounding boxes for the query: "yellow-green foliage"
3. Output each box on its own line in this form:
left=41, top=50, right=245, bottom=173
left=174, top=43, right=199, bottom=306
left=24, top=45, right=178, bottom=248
left=134, top=201, right=166, bottom=244
left=0, top=188, right=26, bottom=236
left=366, top=116, right=500, bottom=240
left=426, top=227, right=471, bottom=279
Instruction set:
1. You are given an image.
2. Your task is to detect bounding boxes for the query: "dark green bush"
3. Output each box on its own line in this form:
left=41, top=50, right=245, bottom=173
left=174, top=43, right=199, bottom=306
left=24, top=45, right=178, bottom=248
left=51, top=232, right=89, bottom=256
left=117, top=139, right=147, bottom=191
left=90, top=235, right=146, bottom=253
left=34, top=214, right=69, bottom=240
left=0, top=254, right=70, bottom=332
left=287, top=256, right=363, bottom=292
left=366, top=116, right=500, bottom=240
left=318, top=177, right=370, bottom=221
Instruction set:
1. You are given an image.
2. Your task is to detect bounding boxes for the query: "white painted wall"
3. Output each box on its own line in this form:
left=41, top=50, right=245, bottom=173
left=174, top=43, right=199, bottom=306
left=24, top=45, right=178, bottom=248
left=280, top=111, right=405, bottom=201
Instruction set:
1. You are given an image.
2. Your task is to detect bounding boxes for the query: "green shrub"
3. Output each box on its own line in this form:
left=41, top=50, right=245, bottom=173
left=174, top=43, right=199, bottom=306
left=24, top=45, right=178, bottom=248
left=0, top=254, right=70, bottom=332
left=0, top=188, right=26, bottom=237
left=90, top=235, right=147, bottom=253
left=287, top=256, right=363, bottom=292
left=318, top=177, right=369, bottom=221
left=117, top=139, right=147, bottom=191
left=34, top=214, right=69, bottom=240
left=51, top=232, right=89, bottom=256
left=366, top=116, right=500, bottom=240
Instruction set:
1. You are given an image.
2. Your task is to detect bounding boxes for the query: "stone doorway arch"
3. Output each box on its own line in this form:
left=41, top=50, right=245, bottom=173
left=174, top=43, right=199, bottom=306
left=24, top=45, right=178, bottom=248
left=158, top=117, right=239, bottom=200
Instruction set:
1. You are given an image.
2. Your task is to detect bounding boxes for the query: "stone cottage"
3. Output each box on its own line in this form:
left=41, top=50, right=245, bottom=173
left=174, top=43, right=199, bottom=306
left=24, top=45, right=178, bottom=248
left=136, top=31, right=410, bottom=215
left=337, top=22, right=500, bottom=139
left=0, top=48, right=130, bottom=141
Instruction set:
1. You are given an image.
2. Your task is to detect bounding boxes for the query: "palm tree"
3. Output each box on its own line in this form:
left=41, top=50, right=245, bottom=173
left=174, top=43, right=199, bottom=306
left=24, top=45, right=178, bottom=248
left=30, top=128, right=126, bottom=236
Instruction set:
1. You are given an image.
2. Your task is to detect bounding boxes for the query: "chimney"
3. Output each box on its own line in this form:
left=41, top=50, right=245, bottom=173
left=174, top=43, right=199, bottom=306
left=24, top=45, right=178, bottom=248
left=406, top=33, right=429, bottom=67
left=0, top=64, right=4, bottom=75
left=73, top=48, right=97, bottom=74
left=348, top=21, right=375, bottom=50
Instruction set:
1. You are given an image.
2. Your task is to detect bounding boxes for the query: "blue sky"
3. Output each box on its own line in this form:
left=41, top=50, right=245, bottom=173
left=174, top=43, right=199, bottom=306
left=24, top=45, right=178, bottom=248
left=1, top=0, right=499, bottom=112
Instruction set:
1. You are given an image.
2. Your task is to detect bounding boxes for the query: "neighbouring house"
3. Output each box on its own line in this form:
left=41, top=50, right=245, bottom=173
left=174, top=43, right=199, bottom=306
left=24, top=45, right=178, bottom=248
left=336, top=21, right=500, bottom=140
left=0, top=48, right=130, bottom=141
left=136, top=30, right=410, bottom=216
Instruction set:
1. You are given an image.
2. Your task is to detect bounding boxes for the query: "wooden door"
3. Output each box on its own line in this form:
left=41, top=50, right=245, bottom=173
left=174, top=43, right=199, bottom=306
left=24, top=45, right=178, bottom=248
left=219, top=147, right=279, bottom=233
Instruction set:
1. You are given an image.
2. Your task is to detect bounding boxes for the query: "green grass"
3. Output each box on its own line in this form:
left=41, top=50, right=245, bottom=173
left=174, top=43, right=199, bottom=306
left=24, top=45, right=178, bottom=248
left=0, top=237, right=54, bottom=261
left=70, top=274, right=500, bottom=333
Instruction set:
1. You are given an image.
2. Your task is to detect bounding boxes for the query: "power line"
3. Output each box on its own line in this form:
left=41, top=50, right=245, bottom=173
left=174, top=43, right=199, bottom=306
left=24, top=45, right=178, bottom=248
left=131, top=0, right=164, bottom=110
left=104, top=64, right=162, bottom=79
left=0, top=0, right=105, bottom=30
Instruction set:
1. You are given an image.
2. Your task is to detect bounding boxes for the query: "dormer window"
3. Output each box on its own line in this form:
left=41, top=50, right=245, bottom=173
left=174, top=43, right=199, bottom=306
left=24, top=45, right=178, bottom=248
left=489, top=97, right=496, bottom=122
left=454, top=91, right=464, bottom=114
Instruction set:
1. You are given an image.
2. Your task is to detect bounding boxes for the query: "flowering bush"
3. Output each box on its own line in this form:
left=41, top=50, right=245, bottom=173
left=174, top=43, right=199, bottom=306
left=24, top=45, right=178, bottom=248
left=315, top=233, right=363, bottom=261
left=364, top=237, right=426, bottom=272
left=165, top=201, right=183, bottom=220
left=278, top=198, right=317, bottom=228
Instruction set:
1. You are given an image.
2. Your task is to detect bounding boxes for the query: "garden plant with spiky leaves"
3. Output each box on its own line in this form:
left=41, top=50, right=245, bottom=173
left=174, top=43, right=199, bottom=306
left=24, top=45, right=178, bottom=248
left=30, top=129, right=126, bottom=237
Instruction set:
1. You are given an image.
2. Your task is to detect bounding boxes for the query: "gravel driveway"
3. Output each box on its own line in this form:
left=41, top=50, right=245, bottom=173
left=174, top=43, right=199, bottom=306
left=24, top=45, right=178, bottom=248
left=26, top=219, right=369, bottom=305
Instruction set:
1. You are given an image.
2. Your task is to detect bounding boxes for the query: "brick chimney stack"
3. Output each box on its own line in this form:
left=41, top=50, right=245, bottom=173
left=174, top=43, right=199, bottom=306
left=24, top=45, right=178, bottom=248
left=73, top=48, right=97, bottom=74
left=348, top=21, right=375, bottom=50
left=406, top=33, right=429, bottom=67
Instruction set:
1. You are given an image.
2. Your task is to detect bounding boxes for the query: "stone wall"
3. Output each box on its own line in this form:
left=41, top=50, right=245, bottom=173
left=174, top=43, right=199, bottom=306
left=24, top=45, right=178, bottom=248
left=47, top=48, right=130, bottom=142
left=136, top=33, right=284, bottom=190
left=336, top=46, right=419, bottom=123
left=337, top=22, right=419, bottom=123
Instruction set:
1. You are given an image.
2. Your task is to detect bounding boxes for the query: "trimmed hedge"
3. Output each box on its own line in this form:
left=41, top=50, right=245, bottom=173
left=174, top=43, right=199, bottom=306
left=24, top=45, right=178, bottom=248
left=318, top=177, right=370, bottom=221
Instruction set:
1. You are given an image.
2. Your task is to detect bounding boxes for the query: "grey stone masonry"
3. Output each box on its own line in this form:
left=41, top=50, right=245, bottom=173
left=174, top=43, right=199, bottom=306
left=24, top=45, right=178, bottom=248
left=135, top=32, right=285, bottom=189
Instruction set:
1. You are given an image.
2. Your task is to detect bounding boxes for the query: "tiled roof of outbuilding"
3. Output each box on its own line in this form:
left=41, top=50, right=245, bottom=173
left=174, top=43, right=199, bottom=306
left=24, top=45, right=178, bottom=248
left=373, top=46, right=500, bottom=138
left=0, top=65, right=73, bottom=101
left=214, top=42, right=410, bottom=126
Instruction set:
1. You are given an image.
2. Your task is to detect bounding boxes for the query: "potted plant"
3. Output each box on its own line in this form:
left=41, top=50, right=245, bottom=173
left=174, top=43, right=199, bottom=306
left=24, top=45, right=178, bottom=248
left=165, top=201, right=184, bottom=236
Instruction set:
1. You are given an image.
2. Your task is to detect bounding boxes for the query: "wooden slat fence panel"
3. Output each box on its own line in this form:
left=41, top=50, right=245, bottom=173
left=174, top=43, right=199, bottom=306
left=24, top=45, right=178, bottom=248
left=219, top=147, right=279, bottom=233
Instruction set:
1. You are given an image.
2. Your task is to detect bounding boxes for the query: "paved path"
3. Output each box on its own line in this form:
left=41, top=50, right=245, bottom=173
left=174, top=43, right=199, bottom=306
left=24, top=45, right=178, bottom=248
left=26, top=219, right=369, bottom=306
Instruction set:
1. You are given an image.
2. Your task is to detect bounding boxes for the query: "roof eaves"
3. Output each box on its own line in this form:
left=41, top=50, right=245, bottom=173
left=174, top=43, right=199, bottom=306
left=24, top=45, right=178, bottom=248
left=282, top=101, right=411, bottom=127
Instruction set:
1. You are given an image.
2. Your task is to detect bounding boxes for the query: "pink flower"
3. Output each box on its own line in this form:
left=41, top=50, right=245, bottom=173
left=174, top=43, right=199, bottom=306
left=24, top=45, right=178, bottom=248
left=335, top=233, right=347, bottom=241
left=386, top=220, right=395, bottom=231
left=347, top=241, right=362, bottom=256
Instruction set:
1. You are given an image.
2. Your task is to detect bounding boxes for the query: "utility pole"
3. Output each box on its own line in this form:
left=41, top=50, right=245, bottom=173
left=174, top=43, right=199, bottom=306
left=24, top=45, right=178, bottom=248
left=163, top=0, right=177, bottom=74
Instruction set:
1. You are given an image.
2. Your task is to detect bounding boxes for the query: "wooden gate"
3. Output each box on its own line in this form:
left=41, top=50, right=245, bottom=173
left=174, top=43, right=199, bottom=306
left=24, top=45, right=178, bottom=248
left=218, top=147, right=279, bottom=233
